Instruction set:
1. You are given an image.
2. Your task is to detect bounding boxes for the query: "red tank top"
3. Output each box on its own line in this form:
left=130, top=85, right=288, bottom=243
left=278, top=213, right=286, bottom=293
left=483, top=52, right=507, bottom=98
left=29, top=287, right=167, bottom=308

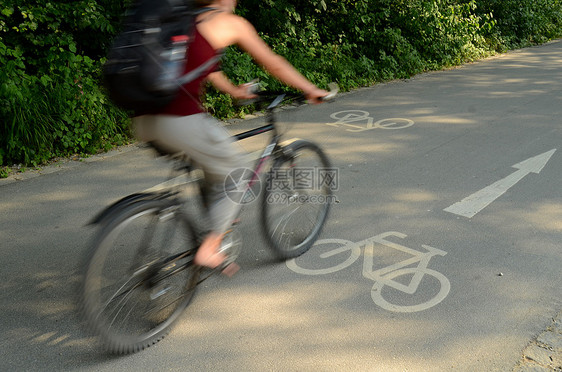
left=161, top=27, right=221, bottom=116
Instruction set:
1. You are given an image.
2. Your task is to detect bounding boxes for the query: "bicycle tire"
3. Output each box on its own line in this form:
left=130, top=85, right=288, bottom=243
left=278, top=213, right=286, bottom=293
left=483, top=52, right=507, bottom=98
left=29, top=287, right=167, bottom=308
left=261, top=139, right=333, bottom=259
left=81, top=199, right=200, bottom=354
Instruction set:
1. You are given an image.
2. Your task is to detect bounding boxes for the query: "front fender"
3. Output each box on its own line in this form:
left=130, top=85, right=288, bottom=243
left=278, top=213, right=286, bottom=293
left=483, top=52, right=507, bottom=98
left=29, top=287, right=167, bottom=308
left=88, top=191, right=176, bottom=226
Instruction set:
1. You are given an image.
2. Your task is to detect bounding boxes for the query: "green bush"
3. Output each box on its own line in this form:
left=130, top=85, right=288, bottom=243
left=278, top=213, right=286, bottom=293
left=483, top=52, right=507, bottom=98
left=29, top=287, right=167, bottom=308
left=476, top=0, right=562, bottom=47
left=2, top=0, right=562, bottom=171
left=0, top=0, right=129, bottom=168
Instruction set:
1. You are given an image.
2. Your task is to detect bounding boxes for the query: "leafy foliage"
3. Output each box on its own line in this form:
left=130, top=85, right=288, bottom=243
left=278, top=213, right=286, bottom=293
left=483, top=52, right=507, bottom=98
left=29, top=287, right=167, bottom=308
left=210, top=0, right=562, bottom=118
left=0, top=0, right=129, bottom=169
left=2, top=0, right=562, bottom=171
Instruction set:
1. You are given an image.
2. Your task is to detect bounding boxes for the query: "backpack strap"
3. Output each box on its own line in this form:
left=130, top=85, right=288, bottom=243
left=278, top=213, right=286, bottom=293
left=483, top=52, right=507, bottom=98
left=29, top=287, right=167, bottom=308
left=194, top=8, right=222, bottom=24
left=177, top=52, right=223, bottom=85
left=177, top=7, right=223, bottom=85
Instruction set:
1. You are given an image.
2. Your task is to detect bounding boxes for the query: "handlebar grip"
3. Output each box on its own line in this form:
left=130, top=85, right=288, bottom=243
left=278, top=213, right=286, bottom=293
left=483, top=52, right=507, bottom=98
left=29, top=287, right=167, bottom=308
left=321, top=83, right=339, bottom=102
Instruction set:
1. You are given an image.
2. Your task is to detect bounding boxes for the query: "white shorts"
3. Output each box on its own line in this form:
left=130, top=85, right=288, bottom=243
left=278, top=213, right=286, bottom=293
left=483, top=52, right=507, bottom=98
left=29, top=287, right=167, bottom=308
left=133, top=113, right=246, bottom=179
left=133, top=113, right=247, bottom=234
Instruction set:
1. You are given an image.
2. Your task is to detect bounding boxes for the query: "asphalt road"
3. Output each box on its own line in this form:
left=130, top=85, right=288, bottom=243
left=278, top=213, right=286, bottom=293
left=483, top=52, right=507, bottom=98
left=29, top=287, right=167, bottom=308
left=1, top=40, right=561, bottom=371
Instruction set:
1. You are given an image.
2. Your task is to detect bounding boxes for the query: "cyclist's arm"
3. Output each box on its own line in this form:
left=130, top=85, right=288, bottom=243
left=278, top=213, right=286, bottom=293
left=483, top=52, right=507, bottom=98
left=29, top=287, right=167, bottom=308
left=206, top=71, right=256, bottom=99
left=232, top=18, right=326, bottom=102
left=198, top=13, right=326, bottom=103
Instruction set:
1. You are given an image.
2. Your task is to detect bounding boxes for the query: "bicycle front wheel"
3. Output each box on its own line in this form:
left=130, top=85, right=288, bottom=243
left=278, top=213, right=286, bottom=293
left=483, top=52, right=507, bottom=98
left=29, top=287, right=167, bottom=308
left=81, top=200, right=200, bottom=354
left=261, top=139, right=333, bottom=259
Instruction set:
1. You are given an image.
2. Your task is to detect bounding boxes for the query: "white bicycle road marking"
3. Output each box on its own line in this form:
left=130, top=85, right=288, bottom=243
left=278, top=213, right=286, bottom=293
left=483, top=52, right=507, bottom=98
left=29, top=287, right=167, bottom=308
left=327, top=110, right=414, bottom=132
left=287, top=231, right=451, bottom=313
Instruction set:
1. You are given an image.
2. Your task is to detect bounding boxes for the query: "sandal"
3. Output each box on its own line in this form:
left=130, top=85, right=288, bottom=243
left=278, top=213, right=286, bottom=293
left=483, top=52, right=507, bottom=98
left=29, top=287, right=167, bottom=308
left=194, top=228, right=241, bottom=277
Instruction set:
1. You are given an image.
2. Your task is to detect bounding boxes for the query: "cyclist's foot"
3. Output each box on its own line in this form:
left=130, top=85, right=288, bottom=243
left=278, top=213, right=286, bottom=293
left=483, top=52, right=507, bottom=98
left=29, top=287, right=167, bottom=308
left=221, top=262, right=240, bottom=278
left=194, top=233, right=226, bottom=269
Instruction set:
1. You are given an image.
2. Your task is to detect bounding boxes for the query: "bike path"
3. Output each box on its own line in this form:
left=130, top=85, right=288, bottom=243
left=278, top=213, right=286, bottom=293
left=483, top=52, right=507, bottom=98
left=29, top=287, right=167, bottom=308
left=1, top=41, right=562, bottom=371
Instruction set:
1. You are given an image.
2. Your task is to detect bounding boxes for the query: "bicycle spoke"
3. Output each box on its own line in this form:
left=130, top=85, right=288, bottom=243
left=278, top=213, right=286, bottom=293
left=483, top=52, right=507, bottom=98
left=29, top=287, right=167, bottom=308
left=108, top=288, right=141, bottom=332
left=273, top=201, right=324, bottom=247
left=98, top=276, right=143, bottom=322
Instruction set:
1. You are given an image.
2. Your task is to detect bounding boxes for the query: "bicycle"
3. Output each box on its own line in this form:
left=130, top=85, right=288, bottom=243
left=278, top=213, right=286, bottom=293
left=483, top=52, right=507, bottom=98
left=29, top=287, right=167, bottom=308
left=287, top=231, right=450, bottom=313
left=79, top=87, right=338, bottom=354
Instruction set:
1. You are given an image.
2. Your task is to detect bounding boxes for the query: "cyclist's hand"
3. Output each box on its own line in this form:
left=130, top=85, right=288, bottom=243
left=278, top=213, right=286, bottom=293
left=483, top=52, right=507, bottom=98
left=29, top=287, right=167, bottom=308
left=231, top=82, right=259, bottom=100
left=305, top=87, right=330, bottom=104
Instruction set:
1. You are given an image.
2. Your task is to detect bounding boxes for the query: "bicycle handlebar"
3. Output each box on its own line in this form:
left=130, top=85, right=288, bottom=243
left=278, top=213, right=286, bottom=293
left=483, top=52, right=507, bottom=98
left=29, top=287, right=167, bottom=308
left=238, top=82, right=339, bottom=110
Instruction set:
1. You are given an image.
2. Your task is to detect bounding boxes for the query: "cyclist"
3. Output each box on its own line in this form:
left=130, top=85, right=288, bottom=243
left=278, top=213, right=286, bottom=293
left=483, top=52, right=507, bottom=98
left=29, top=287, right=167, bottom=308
left=133, top=0, right=328, bottom=272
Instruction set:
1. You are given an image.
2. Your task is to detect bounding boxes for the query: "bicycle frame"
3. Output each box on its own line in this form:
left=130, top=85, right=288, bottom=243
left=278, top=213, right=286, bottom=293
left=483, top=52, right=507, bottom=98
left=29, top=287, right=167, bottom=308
left=231, top=87, right=337, bottom=194
left=232, top=94, right=287, bottom=190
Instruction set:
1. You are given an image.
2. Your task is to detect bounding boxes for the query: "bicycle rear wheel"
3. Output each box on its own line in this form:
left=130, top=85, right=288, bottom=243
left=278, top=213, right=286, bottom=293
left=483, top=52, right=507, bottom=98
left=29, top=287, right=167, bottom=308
left=81, top=199, right=200, bottom=354
left=261, top=139, right=333, bottom=259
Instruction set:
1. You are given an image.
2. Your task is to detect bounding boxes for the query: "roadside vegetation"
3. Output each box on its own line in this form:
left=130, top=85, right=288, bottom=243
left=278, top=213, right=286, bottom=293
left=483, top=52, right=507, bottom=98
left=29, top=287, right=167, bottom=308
left=2, top=0, right=562, bottom=177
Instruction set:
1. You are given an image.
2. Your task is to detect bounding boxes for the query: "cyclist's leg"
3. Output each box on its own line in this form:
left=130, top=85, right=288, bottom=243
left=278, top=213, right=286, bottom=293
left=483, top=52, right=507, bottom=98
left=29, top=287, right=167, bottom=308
left=134, top=114, right=247, bottom=268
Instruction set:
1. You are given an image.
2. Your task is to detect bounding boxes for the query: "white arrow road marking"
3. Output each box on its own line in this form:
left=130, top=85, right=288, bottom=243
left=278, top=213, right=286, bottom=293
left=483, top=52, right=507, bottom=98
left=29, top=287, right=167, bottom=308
left=444, top=149, right=557, bottom=218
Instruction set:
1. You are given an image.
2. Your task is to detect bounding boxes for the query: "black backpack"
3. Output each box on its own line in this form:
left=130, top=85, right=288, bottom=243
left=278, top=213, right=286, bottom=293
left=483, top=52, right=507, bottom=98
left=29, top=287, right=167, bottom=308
left=103, top=0, right=218, bottom=116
